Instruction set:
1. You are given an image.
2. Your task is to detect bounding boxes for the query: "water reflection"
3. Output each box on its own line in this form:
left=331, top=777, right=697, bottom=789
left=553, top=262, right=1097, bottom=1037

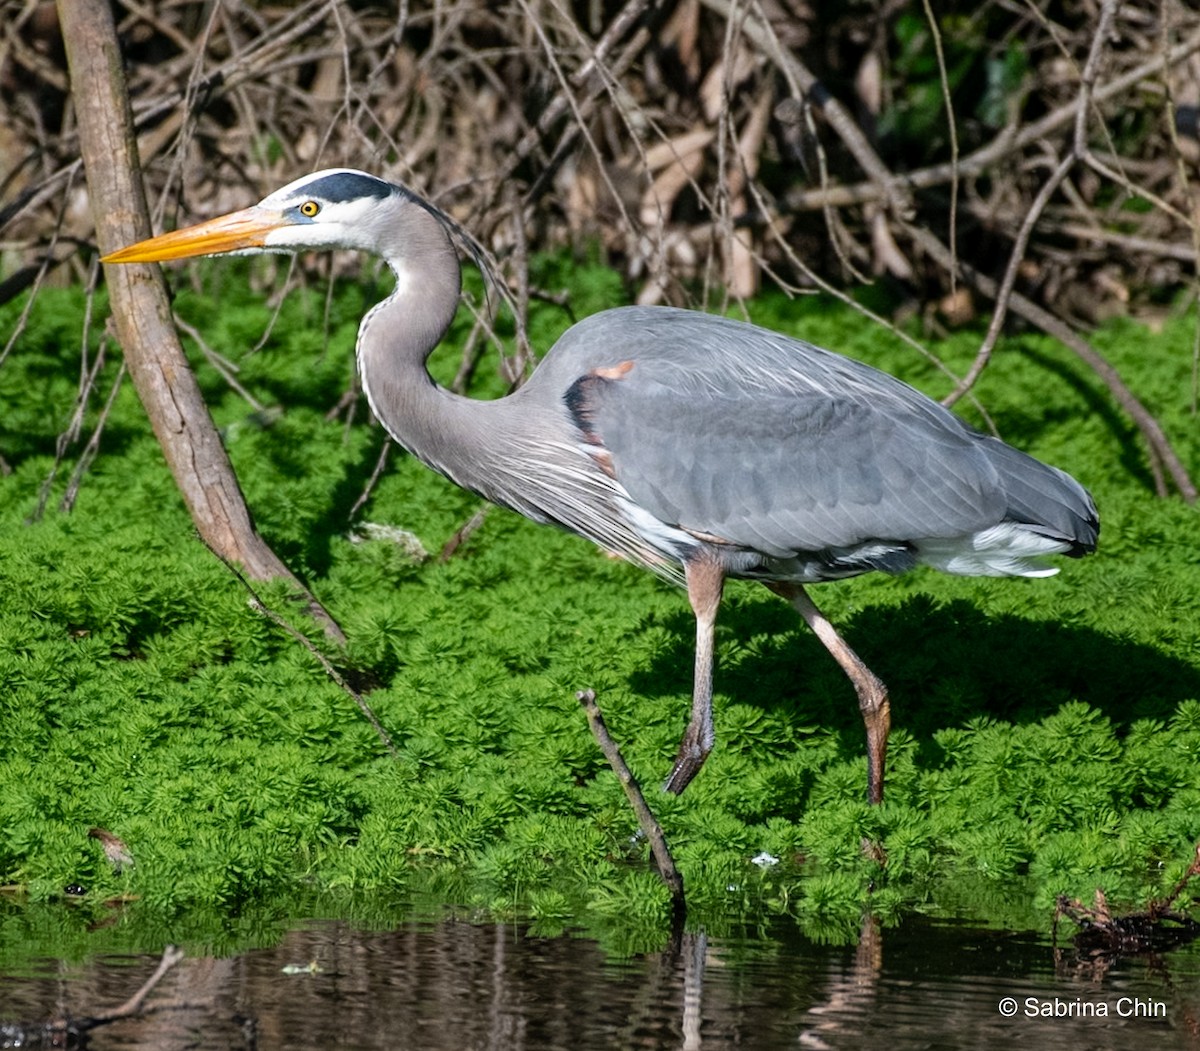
left=3, top=912, right=1200, bottom=1049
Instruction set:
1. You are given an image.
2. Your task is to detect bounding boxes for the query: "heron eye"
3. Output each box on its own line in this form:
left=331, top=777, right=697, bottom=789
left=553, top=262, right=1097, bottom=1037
left=299, top=200, right=321, bottom=218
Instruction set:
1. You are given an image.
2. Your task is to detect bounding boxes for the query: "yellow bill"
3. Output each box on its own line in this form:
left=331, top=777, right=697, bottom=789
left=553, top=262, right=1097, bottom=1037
left=101, top=206, right=284, bottom=264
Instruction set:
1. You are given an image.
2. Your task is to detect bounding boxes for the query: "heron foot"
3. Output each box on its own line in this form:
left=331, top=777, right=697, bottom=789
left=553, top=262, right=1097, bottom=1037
left=663, top=730, right=711, bottom=795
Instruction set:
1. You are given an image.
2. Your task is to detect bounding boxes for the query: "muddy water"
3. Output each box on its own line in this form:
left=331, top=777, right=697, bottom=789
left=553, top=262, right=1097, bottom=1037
left=2, top=913, right=1199, bottom=1049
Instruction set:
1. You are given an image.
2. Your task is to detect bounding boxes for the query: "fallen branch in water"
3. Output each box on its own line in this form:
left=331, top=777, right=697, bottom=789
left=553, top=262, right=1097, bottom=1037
left=1054, top=842, right=1200, bottom=956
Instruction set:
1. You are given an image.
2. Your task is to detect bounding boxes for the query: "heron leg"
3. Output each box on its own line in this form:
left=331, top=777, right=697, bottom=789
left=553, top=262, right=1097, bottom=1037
left=767, top=582, right=891, bottom=805
left=663, top=556, right=726, bottom=795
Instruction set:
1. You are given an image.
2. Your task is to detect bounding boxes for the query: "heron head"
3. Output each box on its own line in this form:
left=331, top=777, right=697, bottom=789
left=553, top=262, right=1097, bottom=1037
left=101, top=168, right=410, bottom=264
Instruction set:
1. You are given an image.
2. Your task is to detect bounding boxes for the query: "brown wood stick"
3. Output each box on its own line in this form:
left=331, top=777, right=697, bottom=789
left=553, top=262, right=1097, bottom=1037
left=576, top=689, right=686, bottom=914
left=57, top=0, right=346, bottom=643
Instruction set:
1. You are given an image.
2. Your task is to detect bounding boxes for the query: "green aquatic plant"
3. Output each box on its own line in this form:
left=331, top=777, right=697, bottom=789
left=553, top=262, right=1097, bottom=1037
left=0, top=262, right=1197, bottom=947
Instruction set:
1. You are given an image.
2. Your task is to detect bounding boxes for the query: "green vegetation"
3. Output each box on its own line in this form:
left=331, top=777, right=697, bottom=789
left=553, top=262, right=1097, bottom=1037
left=0, top=259, right=1197, bottom=958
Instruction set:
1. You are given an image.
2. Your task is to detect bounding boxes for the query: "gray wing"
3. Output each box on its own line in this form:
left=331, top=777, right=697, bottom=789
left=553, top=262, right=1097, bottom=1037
left=583, top=373, right=1006, bottom=558
left=550, top=306, right=1087, bottom=559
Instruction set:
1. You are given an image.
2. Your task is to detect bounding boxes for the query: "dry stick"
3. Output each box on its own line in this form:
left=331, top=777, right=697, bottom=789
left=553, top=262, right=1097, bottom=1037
left=692, top=0, right=989, bottom=424
left=712, top=9, right=774, bottom=302
left=29, top=259, right=106, bottom=522
left=576, top=689, right=686, bottom=912
left=61, top=359, right=127, bottom=513
left=526, top=24, right=672, bottom=285
left=941, top=153, right=1074, bottom=408
left=174, top=316, right=267, bottom=413
left=348, top=438, right=392, bottom=521
left=23, top=945, right=186, bottom=1043
left=1045, top=221, right=1200, bottom=262
left=450, top=321, right=488, bottom=395
left=114, top=0, right=196, bottom=55
left=562, top=3, right=898, bottom=346
left=1063, top=5, right=1191, bottom=230
left=152, top=0, right=223, bottom=230
left=58, top=0, right=347, bottom=644
left=907, top=222, right=1196, bottom=502
left=573, top=0, right=654, bottom=90
left=920, top=0, right=958, bottom=290
left=127, top=0, right=336, bottom=133
left=438, top=506, right=490, bottom=563
left=743, top=122, right=995, bottom=428
left=1151, top=841, right=1200, bottom=919
left=0, top=164, right=77, bottom=368
left=1079, top=139, right=1191, bottom=229
left=512, top=5, right=655, bottom=208
left=1040, top=3, right=1177, bottom=228
left=38, top=11, right=336, bottom=204
left=492, top=0, right=656, bottom=354
left=212, top=549, right=401, bottom=759
left=455, top=281, right=530, bottom=395
left=784, top=94, right=870, bottom=286
left=517, top=0, right=644, bottom=239
left=1074, top=0, right=1118, bottom=155
left=506, top=0, right=654, bottom=175
left=502, top=183, right=533, bottom=384
left=251, top=256, right=304, bottom=356
left=327, top=3, right=409, bottom=171
left=14, top=946, right=187, bottom=1044
left=1, top=6, right=309, bottom=234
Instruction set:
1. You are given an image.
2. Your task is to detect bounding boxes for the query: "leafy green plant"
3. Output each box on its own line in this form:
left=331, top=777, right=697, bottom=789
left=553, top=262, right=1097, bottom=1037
left=0, top=262, right=1196, bottom=950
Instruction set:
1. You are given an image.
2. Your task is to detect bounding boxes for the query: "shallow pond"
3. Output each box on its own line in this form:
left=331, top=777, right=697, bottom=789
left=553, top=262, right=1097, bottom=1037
left=2, top=911, right=1199, bottom=1049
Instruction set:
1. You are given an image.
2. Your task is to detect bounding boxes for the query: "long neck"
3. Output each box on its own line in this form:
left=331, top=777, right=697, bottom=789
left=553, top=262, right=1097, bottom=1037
left=353, top=207, right=660, bottom=571
left=355, top=205, right=533, bottom=504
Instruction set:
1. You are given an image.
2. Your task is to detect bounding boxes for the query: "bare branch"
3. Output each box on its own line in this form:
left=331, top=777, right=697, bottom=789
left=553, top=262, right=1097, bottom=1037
left=576, top=688, right=686, bottom=915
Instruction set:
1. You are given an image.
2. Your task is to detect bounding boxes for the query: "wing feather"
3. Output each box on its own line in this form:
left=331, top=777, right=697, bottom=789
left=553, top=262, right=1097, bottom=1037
left=591, top=381, right=1004, bottom=556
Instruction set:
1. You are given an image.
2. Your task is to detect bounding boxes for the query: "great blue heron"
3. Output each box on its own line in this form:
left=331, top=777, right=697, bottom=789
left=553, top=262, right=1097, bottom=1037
left=103, top=169, right=1099, bottom=803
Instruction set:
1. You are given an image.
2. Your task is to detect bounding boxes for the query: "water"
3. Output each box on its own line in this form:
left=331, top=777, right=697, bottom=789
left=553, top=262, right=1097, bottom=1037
left=2, top=913, right=1199, bottom=1049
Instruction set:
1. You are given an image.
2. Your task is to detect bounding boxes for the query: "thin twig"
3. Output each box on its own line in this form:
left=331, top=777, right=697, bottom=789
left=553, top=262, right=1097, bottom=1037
left=506, top=0, right=654, bottom=179
left=438, top=505, right=490, bottom=563
left=61, top=359, right=127, bottom=513
left=943, top=153, right=1075, bottom=406
left=576, top=689, right=686, bottom=913
left=175, top=315, right=267, bottom=412
left=348, top=437, right=392, bottom=521
left=705, top=0, right=911, bottom=217
left=502, top=182, right=533, bottom=383
left=920, top=0, right=958, bottom=292
left=0, top=165, right=77, bottom=369
left=944, top=2, right=1120, bottom=406
left=211, top=549, right=401, bottom=759
left=29, top=259, right=107, bottom=522
left=1150, top=841, right=1200, bottom=919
